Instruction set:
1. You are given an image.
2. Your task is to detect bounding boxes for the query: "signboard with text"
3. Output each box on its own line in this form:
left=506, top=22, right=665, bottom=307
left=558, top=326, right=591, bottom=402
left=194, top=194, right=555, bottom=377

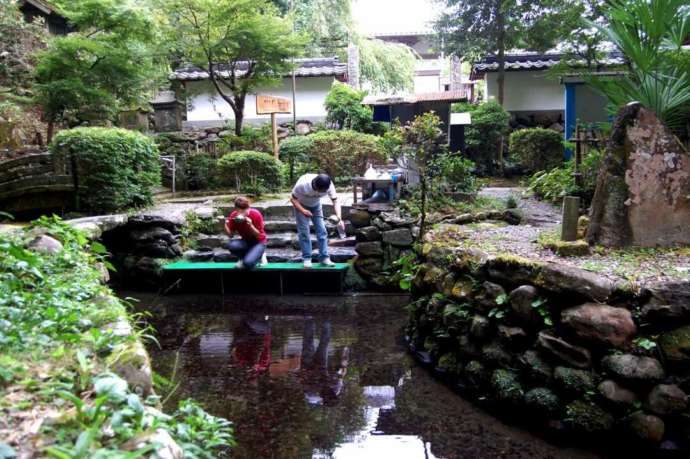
left=256, top=94, right=292, bottom=114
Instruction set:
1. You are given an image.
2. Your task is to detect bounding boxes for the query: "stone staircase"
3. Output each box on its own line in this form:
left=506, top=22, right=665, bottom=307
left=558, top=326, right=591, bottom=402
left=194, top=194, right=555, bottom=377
left=183, top=204, right=358, bottom=263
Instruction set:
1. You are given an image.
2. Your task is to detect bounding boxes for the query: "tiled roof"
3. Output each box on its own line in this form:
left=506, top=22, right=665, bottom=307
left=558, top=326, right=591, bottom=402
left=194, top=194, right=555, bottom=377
left=363, top=90, right=468, bottom=106
left=472, top=52, right=626, bottom=75
left=171, top=57, right=347, bottom=81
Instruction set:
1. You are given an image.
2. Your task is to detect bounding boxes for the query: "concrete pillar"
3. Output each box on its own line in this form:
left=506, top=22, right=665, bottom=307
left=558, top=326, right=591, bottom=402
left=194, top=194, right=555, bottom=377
left=564, top=83, right=577, bottom=160
left=561, top=196, right=581, bottom=241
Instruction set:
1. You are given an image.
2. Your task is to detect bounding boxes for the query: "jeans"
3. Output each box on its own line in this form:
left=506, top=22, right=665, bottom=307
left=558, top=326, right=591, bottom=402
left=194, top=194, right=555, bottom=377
left=227, top=239, right=266, bottom=268
left=295, top=203, right=329, bottom=261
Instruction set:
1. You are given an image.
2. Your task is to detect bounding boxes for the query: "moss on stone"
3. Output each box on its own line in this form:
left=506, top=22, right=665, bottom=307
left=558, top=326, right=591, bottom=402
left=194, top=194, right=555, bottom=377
left=490, top=369, right=524, bottom=405
left=525, top=387, right=561, bottom=415
left=554, top=367, right=596, bottom=394
left=565, top=400, right=614, bottom=433
left=437, top=353, right=463, bottom=376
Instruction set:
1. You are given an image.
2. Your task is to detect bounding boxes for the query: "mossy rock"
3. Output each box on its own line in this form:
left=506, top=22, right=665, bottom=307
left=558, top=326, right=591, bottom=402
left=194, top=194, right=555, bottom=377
left=107, top=340, right=153, bottom=397
left=464, top=360, right=488, bottom=389
left=437, top=353, right=464, bottom=376
left=520, top=350, right=554, bottom=384
left=525, top=387, right=561, bottom=416
left=545, top=239, right=591, bottom=257
left=554, top=367, right=596, bottom=395
left=490, top=369, right=524, bottom=405
left=658, top=325, right=690, bottom=366
left=565, top=400, right=614, bottom=433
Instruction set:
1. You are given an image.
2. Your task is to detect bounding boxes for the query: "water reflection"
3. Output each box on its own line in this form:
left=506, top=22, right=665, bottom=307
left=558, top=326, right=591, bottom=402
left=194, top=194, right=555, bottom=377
left=137, top=300, right=599, bottom=459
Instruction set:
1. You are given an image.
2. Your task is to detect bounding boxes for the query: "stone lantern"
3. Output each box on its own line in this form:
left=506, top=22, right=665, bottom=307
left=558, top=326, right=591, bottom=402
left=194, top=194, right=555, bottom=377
left=150, top=90, right=186, bottom=132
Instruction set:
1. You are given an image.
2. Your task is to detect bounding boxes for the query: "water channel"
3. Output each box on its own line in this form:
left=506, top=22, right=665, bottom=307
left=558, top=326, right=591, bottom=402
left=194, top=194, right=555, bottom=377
left=125, top=292, right=602, bottom=459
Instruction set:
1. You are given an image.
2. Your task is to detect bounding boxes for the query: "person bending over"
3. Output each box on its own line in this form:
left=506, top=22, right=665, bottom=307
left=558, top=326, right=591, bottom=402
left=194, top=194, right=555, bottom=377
left=225, top=196, right=268, bottom=269
left=290, top=173, right=345, bottom=268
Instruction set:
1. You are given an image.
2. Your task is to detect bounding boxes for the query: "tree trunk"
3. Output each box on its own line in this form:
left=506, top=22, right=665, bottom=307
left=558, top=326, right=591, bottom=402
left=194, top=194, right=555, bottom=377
left=233, top=95, right=245, bottom=136
left=419, top=174, right=427, bottom=239
left=47, top=120, right=55, bottom=145
left=495, top=1, right=506, bottom=175
left=496, top=3, right=506, bottom=107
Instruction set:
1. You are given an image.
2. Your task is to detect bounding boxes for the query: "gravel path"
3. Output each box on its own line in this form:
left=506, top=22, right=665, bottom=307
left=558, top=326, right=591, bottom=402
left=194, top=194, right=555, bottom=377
left=467, top=187, right=690, bottom=286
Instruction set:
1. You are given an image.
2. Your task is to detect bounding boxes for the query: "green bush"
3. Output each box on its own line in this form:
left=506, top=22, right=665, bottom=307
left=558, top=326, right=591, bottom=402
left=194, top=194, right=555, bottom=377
left=184, top=153, right=218, bottom=190
left=307, top=130, right=387, bottom=183
left=528, top=149, right=603, bottom=203
left=509, top=128, right=564, bottom=172
left=324, top=81, right=373, bottom=132
left=279, top=135, right=313, bottom=183
left=434, top=154, right=478, bottom=193
left=221, top=124, right=273, bottom=152
left=51, top=127, right=160, bottom=212
left=465, top=101, right=510, bottom=174
left=216, top=150, right=282, bottom=194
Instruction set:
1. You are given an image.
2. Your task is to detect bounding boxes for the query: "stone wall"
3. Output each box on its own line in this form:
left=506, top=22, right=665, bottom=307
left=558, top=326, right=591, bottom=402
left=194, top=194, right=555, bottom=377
left=406, top=226, right=690, bottom=454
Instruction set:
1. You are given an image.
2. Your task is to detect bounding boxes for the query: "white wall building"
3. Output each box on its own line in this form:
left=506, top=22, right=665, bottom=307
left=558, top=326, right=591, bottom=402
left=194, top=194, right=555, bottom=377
left=171, top=57, right=348, bottom=128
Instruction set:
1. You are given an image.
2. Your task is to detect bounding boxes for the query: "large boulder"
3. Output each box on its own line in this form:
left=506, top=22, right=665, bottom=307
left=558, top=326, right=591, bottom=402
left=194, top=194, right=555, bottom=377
left=355, top=226, right=381, bottom=242
left=641, top=281, right=690, bottom=323
left=601, top=354, right=665, bottom=385
left=587, top=103, right=690, bottom=247
left=561, top=303, right=636, bottom=348
left=659, top=325, right=690, bottom=366
left=536, top=331, right=592, bottom=369
left=348, top=209, right=371, bottom=228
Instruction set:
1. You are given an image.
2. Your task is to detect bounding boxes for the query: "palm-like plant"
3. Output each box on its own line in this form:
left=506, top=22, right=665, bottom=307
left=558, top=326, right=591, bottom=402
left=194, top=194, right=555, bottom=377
left=589, top=0, right=690, bottom=133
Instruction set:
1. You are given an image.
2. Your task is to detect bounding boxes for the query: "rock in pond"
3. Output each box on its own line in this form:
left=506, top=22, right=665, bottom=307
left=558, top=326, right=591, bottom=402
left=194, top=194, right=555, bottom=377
left=561, top=303, right=636, bottom=349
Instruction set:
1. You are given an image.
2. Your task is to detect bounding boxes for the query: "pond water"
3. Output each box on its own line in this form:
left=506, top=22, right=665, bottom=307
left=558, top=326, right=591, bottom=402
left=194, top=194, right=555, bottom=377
left=126, top=293, right=601, bottom=459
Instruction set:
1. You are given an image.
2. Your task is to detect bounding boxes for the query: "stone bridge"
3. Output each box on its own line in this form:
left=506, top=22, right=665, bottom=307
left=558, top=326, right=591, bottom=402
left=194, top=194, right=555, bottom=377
left=0, top=153, right=76, bottom=216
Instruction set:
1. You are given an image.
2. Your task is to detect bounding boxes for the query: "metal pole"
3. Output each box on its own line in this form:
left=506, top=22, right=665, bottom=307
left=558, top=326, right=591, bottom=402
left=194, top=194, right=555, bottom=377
left=290, top=0, right=297, bottom=131
left=171, top=156, right=176, bottom=195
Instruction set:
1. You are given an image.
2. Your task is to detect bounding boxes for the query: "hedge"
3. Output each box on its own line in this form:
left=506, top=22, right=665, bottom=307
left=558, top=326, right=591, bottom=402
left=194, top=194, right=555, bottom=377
left=216, top=150, right=282, bottom=194
left=307, top=130, right=387, bottom=183
left=51, top=127, right=160, bottom=213
left=509, top=127, right=564, bottom=172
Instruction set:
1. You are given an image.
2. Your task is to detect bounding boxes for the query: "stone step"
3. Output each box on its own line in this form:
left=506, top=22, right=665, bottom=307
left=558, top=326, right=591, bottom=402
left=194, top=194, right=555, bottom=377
left=216, top=204, right=354, bottom=220
left=184, top=246, right=356, bottom=264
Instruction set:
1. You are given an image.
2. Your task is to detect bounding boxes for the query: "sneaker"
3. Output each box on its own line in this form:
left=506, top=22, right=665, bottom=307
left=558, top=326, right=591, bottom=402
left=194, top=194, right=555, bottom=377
left=303, top=259, right=313, bottom=268
left=320, top=257, right=335, bottom=267
left=236, top=260, right=245, bottom=269
left=260, top=253, right=268, bottom=265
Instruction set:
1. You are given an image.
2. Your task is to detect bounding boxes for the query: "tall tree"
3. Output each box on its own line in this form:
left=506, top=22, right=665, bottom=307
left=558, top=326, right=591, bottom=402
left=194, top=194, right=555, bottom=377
left=165, top=0, right=303, bottom=135
left=357, top=38, right=416, bottom=94
left=436, top=0, right=583, bottom=105
left=293, top=0, right=352, bottom=58
left=34, top=0, right=161, bottom=140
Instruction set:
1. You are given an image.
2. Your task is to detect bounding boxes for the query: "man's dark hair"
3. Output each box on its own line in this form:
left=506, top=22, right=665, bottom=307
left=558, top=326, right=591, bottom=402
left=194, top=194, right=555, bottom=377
left=234, top=196, right=250, bottom=209
left=311, top=174, right=331, bottom=192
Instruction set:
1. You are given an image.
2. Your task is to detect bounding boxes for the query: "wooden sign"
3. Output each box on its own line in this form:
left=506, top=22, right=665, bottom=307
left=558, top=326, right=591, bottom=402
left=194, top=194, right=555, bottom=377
left=256, top=94, right=292, bottom=115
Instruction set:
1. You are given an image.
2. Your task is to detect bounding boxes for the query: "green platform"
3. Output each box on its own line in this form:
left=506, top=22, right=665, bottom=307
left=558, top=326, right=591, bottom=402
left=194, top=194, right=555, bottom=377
left=163, top=261, right=349, bottom=272
left=162, top=261, right=350, bottom=295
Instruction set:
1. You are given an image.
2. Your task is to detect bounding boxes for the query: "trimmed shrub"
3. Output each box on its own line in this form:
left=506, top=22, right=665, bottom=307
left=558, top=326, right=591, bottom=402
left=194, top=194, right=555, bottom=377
left=307, top=130, right=387, bottom=183
left=216, top=150, right=282, bottom=194
left=51, top=127, right=160, bottom=212
left=509, top=128, right=564, bottom=172
left=279, top=135, right=313, bottom=183
left=184, top=153, right=217, bottom=190
left=435, top=154, right=478, bottom=193
left=465, top=101, right=510, bottom=174
left=221, top=124, right=273, bottom=152
left=324, top=81, right=373, bottom=132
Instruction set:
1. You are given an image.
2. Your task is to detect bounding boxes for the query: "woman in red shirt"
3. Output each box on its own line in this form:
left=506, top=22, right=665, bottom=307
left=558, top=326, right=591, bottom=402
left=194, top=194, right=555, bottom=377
left=224, top=196, right=268, bottom=269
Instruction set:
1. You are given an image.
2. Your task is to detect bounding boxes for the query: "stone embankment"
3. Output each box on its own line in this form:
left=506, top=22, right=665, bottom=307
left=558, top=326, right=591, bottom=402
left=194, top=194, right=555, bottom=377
left=407, top=225, right=690, bottom=454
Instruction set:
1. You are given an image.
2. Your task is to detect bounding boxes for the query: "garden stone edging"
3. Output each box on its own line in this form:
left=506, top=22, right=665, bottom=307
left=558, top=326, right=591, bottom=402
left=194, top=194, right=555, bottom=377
left=404, top=228, right=690, bottom=454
